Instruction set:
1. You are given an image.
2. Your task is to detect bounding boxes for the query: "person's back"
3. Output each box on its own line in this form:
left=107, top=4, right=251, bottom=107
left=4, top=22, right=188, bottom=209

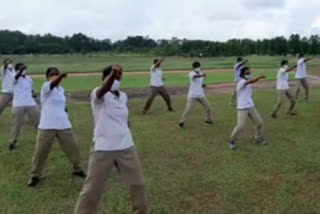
left=150, top=64, right=164, bottom=87
left=13, top=76, right=36, bottom=107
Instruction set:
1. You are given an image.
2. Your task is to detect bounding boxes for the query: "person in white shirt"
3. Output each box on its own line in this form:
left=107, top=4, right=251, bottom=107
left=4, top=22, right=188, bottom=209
left=0, top=59, right=15, bottom=116
left=179, top=61, right=213, bottom=128
left=142, top=58, right=174, bottom=114
left=75, top=65, right=147, bottom=214
left=295, top=54, right=314, bottom=101
left=229, top=67, right=267, bottom=150
left=271, top=60, right=297, bottom=118
left=8, top=63, right=40, bottom=151
left=28, top=67, right=85, bottom=187
left=230, top=57, right=248, bottom=106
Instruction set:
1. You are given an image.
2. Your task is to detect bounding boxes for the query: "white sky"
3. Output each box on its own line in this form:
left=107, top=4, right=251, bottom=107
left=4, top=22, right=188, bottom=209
left=0, top=0, right=319, bottom=41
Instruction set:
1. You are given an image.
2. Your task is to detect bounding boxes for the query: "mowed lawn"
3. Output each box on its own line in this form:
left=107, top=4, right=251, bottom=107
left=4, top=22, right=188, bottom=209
left=0, top=68, right=298, bottom=92
left=1, top=54, right=320, bottom=74
left=1, top=89, right=320, bottom=213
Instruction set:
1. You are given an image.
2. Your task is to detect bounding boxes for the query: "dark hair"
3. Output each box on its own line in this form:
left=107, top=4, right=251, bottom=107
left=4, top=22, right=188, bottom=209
left=192, top=61, right=201, bottom=69
left=298, top=53, right=304, bottom=58
left=153, top=59, right=159, bottom=64
left=3, top=58, right=11, bottom=64
left=102, top=66, right=112, bottom=80
left=15, top=63, right=24, bottom=71
left=240, top=66, right=250, bottom=78
left=46, top=67, right=60, bottom=78
left=237, top=57, right=243, bottom=62
left=281, top=60, right=288, bottom=66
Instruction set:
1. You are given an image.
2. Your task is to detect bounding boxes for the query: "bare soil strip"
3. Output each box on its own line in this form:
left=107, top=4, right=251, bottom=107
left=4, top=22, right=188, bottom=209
left=67, top=76, right=320, bottom=104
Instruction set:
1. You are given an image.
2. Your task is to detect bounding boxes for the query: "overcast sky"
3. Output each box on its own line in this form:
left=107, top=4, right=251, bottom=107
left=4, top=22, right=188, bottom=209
left=0, top=0, right=319, bottom=41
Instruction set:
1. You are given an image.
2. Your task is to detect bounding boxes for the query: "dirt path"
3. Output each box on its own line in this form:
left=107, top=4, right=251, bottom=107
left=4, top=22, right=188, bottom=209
left=67, top=75, right=320, bottom=104
left=30, top=68, right=233, bottom=78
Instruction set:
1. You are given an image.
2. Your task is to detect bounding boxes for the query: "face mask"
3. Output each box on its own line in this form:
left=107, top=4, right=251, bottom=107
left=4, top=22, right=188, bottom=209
left=245, top=74, right=251, bottom=79
left=7, top=63, right=14, bottom=69
left=111, top=80, right=121, bottom=91
left=283, top=65, right=288, bottom=70
left=195, top=67, right=201, bottom=72
left=22, top=70, right=27, bottom=75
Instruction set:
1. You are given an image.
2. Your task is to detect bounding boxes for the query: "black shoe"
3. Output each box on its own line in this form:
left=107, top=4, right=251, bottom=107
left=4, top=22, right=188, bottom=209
left=28, top=177, right=40, bottom=187
left=73, top=171, right=86, bottom=178
left=287, top=112, right=297, bottom=116
left=8, top=142, right=17, bottom=151
left=178, top=122, right=184, bottom=128
left=204, top=120, right=213, bottom=125
left=168, top=108, right=175, bottom=112
left=270, top=113, right=278, bottom=119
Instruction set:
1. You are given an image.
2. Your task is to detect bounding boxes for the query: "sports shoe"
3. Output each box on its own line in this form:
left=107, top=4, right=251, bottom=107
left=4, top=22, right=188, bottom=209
left=229, top=141, right=236, bottom=150
left=8, top=142, right=17, bottom=151
left=28, top=177, right=40, bottom=187
left=270, top=113, right=278, bottom=119
left=204, top=120, right=213, bottom=125
left=178, top=122, right=184, bottom=128
left=72, top=171, right=86, bottom=178
left=287, top=112, right=297, bottom=116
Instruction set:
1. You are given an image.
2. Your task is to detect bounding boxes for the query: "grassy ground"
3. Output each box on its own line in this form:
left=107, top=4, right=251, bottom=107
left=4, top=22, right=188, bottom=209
left=1, top=68, right=297, bottom=92
left=1, top=54, right=320, bottom=74
left=1, top=89, right=320, bottom=214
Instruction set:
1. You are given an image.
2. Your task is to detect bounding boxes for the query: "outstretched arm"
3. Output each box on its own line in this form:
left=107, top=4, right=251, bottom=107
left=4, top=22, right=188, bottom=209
left=50, top=73, right=68, bottom=90
left=15, top=65, right=26, bottom=80
left=155, top=58, right=165, bottom=67
left=285, top=65, right=297, bottom=73
left=304, top=57, right=314, bottom=63
left=236, top=60, right=248, bottom=70
left=96, top=69, right=120, bottom=99
left=245, top=75, right=266, bottom=85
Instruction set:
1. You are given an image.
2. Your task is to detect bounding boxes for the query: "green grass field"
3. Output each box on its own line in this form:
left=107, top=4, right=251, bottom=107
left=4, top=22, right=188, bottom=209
left=1, top=89, right=320, bottom=214
left=1, top=54, right=320, bottom=74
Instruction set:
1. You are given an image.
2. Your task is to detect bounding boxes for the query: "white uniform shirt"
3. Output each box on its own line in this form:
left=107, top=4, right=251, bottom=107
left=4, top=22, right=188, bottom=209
left=91, top=88, right=134, bottom=151
left=1, top=67, right=15, bottom=93
left=276, top=68, right=289, bottom=90
left=187, top=70, right=206, bottom=98
left=234, top=62, right=243, bottom=82
left=295, top=58, right=307, bottom=79
left=237, top=78, right=255, bottom=110
left=12, top=76, right=37, bottom=107
left=150, top=65, right=164, bottom=87
left=38, top=81, right=72, bottom=130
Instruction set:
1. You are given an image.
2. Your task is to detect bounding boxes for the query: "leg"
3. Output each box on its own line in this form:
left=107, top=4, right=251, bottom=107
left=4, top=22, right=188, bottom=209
left=74, top=151, right=115, bottom=214
left=301, top=78, right=310, bottom=100
left=158, top=87, right=173, bottom=111
left=285, top=90, right=296, bottom=114
left=197, top=97, right=213, bottom=122
left=116, top=147, right=147, bottom=214
left=230, top=84, right=237, bottom=106
left=9, top=107, right=26, bottom=144
left=56, top=129, right=83, bottom=173
left=30, top=130, right=56, bottom=178
left=295, top=79, right=302, bottom=100
left=26, top=106, right=40, bottom=129
left=0, top=93, right=13, bottom=115
left=143, top=87, right=159, bottom=113
left=248, top=108, right=264, bottom=142
left=230, top=110, right=249, bottom=142
left=179, top=98, right=196, bottom=124
left=271, top=90, right=285, bottom=117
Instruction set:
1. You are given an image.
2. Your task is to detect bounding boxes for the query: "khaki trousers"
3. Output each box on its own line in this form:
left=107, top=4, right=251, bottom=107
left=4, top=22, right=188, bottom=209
left=179, top=97, right=213, bottom=123
left=30, top=129, right=83, bottom=178
left=230, top=83, right=237, bottom=105
left=75, top=147, right=146, bottom=214
left=0, top=93, right=13, bottom=115
left=9, top=106, right=40, bottom=144
left=295, top=78, right=309, bottom=100
left=230, top=107, right=264, bottom=142
left=271, top=89, right=296, bottom=116
left=143, top=86, right=172, bottom=111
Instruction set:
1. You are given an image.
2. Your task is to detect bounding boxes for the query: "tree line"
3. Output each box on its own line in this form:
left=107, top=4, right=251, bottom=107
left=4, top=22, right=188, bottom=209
left=0, top=30, right=319, bottom=56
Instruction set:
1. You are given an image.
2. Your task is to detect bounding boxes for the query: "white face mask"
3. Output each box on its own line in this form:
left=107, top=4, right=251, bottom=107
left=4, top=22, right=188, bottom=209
left=245, top=74, right=251, bottom=80
left=7, top=63, right=14, bottom=70
left=111, top=80, right=121, bottom=91
left=195, top=67, right=201, bottom=72
left=283, top=65, right=288, bottom=70
left=22, top=70, right=27, bottom=75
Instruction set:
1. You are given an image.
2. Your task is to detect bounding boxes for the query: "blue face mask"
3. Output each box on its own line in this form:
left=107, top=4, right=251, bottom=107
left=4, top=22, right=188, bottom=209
left=245, top=74, right=251, bottom=79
